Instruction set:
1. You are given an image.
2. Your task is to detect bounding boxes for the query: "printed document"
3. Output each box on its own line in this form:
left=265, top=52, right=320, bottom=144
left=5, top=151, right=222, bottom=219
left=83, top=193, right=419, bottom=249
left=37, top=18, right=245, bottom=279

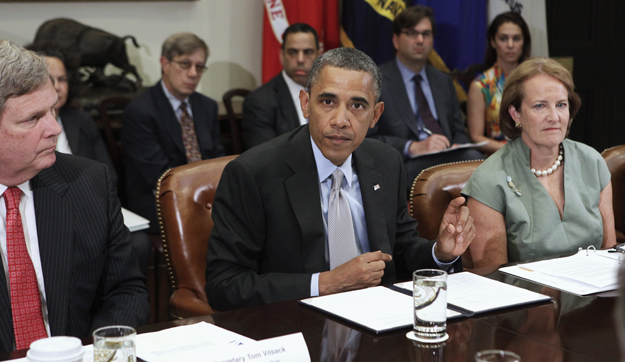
left=500, top=249, right=621, bottom=295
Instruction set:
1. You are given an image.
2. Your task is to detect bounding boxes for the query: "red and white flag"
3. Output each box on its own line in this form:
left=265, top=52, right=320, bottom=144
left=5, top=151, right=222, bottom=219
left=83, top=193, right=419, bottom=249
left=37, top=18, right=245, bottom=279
left=262, top=0, right=340, bottom=84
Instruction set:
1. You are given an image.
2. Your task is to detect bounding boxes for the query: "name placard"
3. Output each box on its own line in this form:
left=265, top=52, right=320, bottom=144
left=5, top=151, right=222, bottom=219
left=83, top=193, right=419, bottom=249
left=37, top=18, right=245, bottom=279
left=210, top=333, right=310, bottom=362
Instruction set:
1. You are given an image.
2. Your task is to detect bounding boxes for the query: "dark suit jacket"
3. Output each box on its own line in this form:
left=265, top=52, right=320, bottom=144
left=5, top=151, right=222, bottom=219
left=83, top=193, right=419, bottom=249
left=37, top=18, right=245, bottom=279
left=122, top=82, right=225, bottom=230
left=242, top=73, right=301, bottom=148
left=59, top=107, right=117, bottom=183
left=205, top=125, right=459, bottom=311
left=369, top=60, right=471, bottom=155
left=0, top=154, right=149, bottom=353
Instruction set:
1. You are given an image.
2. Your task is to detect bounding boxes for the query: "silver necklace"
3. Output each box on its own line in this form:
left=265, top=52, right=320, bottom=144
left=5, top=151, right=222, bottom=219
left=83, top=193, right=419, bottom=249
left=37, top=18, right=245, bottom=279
left=531, top=144, right=564, bottom=177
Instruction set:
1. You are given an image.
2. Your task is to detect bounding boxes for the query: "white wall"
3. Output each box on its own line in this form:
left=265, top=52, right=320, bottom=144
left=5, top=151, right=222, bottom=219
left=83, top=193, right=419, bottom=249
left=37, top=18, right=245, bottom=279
left=0, top=0, right=264, bottom=100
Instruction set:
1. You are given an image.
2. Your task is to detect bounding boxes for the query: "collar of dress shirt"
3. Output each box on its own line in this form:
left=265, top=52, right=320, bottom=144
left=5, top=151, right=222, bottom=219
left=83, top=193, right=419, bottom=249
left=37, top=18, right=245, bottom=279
left=395, top=57, right=431, bottom=90
left=310, top=136, right=353, bottom=188
left=160, top=80, right=191, bottom=114
left=0, top=180, right=33, bottom=200
left=281, top=70, right=307, bottom=125
left=55, top=114, right=73, bottom=155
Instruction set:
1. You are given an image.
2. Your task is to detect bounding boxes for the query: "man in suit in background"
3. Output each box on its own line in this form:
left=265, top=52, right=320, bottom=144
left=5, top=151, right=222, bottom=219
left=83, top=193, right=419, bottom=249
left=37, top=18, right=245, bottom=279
left=0, top=39, right=149, bottom=353
left=368, top=6, right=483, bottom=187
left=242, top=23, right=320, bottom=149
left=205, top=47, right=475, bottom=311
left=123, top=33, right=225, bottom=232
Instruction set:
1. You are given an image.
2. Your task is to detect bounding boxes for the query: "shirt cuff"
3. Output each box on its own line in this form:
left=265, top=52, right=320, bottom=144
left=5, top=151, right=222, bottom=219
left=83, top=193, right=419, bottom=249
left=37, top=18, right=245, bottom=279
left=311, top=272, right=320, bottom=297
left=432, top=242, right=459, bottom=272
left=403, top=141, right=413, bottom=157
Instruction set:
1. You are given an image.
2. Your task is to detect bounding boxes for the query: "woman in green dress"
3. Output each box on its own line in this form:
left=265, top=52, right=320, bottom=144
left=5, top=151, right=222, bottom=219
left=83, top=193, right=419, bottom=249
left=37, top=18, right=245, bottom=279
left=463, top=58, right=615, bottom=268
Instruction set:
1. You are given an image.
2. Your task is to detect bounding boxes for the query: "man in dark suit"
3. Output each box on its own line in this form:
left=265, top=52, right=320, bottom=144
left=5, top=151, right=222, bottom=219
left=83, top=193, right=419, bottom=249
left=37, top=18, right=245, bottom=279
left=123, top=33, right=225, bottom=232
left=242, top=23, right=320, bottom=148
left=0, top=40, right=149, bottom=353
left=368, top=6, right=483, bottom=187
left=205, top=47, right=475, bottom=311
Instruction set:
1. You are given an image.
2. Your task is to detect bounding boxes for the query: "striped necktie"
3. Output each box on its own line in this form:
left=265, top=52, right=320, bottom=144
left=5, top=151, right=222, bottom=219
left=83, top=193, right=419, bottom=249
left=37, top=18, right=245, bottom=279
left=328, top=169, right=359, bottom=270
left=414, top=74, right=443, bottom=135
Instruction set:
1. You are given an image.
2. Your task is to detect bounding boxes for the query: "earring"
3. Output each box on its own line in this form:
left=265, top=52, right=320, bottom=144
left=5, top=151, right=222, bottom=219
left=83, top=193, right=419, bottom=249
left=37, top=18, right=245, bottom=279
left=515, top=122, right=522, bottom=129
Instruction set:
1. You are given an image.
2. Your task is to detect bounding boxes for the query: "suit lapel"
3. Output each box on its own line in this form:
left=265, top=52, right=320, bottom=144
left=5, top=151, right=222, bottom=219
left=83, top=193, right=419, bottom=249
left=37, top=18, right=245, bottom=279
left=0, top=252, right=13, bottom=351
left=31, top=162, right=73, bottom=336
left=153, top=83, right=186, bottom=154
left=274, top=75, right=301, bottom=130
left=385, top=61, right=422, bottom=138
left=353, top=147, right=390, bottom=255
left=189, top=93, right=215, bottom=158
left=284, top=127, right=327, bottom=272
left=60, top=109, right=80, bottom=153
left=426, top=66, right=453, bottom=140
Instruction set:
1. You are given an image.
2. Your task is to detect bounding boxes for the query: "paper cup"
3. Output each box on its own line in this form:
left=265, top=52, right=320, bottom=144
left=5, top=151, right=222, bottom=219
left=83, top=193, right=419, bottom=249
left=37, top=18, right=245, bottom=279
left=27, top=336, right=84, bottom=362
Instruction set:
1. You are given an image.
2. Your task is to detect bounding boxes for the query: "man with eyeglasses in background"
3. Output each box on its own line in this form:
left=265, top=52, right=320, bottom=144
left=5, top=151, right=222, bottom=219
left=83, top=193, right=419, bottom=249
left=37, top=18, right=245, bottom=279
left=368, top=6, right=483, bottom=190
left=122, top=32, right=224, bottom=233
left=242, top=23, right=320, bottom=149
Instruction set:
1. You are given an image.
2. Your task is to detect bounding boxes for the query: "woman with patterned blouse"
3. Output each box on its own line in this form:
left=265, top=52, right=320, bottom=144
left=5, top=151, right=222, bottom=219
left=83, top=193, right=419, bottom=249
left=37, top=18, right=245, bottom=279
left=467, top=12, right=532, bottom=155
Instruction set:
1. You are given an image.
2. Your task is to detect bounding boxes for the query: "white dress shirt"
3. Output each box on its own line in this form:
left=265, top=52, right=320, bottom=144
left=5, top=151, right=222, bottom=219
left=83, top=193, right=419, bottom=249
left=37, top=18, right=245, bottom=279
left=55, top=115, right=73, bottom=155
left=0, top=182, right=51, bottom=338
left=160, top=80, right=193, bottom=121
left=308, top=139, right=455, bottom=296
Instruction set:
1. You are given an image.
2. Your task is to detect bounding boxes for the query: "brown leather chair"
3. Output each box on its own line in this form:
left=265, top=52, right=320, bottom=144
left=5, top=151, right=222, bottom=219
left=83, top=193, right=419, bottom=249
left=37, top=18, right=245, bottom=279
left=223, top=88, right=250, bottom=154
left=602, top=145, right=625, bottom=243
left=409, top=160, right=484, bottom=269
left=156, top=155, right=238, bottom=319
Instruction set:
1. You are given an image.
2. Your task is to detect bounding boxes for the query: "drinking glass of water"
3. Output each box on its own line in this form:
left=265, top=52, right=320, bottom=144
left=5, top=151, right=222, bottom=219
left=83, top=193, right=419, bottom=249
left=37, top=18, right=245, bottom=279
left=93, top=325, right=136, bottom=362
left=475, top=350, right=521, bottom=362
left=409, top=269, right=448, bottom=343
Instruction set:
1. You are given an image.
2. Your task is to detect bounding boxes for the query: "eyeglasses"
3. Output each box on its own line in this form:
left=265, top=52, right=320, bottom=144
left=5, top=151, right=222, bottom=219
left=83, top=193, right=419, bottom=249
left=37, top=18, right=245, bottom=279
left=401, top=30, right=433, bottom=40
left=170, top=60, right=208, bottom=73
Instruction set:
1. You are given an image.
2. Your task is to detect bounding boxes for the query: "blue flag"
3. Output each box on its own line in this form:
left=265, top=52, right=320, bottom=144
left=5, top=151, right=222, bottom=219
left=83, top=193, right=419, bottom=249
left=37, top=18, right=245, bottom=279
left=342, top=0, right=487, bottom=72
left=341, top=0, right=407, bottom=65
left=413, top=0, right=487, bottom=72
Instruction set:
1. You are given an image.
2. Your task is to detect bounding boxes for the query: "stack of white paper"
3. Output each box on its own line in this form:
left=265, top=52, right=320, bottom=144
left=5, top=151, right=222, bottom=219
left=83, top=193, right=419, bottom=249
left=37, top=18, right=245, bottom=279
left=500, top=249, right=621, bottom=295
left=301, top=286, right=461, bottom=334
left=121, top=207, right=150, bottom=232
left=300, top=272, right=551, bottom=333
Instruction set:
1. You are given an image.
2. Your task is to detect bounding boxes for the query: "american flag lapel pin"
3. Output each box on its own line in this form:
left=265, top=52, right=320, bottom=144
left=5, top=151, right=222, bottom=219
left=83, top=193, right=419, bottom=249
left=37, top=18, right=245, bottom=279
left=373, top=184, right=380, bottom=191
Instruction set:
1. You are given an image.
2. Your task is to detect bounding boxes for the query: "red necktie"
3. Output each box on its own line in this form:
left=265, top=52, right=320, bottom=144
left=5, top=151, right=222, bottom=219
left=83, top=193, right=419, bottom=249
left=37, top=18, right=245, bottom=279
left=3, top=187, right=47, bottom=350
left=180, top=102, right=202, bottom=163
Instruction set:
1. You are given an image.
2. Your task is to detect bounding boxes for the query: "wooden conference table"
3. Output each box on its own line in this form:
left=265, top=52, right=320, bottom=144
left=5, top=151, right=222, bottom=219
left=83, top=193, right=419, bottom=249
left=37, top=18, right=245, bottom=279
left=1, top=266, right=620, bottom=361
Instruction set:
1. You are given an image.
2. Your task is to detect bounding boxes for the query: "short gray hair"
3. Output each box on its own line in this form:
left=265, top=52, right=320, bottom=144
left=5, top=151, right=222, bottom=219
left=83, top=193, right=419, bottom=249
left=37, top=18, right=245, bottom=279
left=307, top=47, right=382, bottom=101
left=0, top=39, right=49, bottom=117
left=161, top=32, right=209, bottom=60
